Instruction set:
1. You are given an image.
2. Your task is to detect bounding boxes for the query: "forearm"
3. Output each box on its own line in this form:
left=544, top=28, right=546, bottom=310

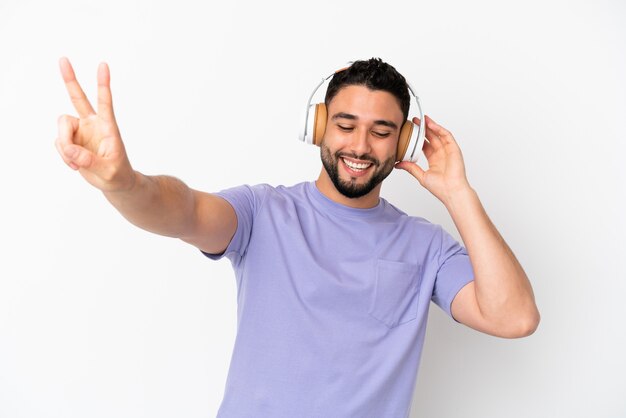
left=444, top=186, right=540, bottom=328
left=103, top=171, right=196, bottom=238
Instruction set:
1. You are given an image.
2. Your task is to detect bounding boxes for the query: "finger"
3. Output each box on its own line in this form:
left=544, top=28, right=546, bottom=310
left=425, top=115, right=458, bottom=146
left=422, top=138, right=436, bottom=159
left=54, top=137, right=79, bottom=170
left=59, top=57, right=95, bottom=118
left=394, top=161, right=426, bottom=185
left=426, top=125, right=444, bottom=151
left=413, top=117, right=443, bottom=153
left=414, top=116, right=443, bottom=151
left=97, top=62, right=116, bottom=122
left=57, top=114, right=79, bottom=149
left=66, top=144, right=95, bottom=169
left=57, top=114, right=90, bottom=168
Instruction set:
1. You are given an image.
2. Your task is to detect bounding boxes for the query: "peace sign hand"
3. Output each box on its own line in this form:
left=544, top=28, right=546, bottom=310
left=55, top=57, right=135, bottom=192
left=395, top=115, right=472, bottom=207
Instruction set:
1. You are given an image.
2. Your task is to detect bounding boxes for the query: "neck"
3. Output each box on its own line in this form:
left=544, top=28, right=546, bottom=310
left=315, top=168, right=382, bottom=209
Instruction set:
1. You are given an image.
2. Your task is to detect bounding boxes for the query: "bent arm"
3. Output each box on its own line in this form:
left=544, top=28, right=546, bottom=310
left=448, top=186, right=540, bottom=338
left=395, top=116, right=539, bottom=338
left=104, top=171, right=236, bottom=254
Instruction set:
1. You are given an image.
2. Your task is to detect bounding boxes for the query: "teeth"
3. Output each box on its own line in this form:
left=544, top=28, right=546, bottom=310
left=342, top=158, right=372, bottom=171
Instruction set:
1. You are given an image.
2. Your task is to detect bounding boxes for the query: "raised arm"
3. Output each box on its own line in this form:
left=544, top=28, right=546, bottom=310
left=55, top=57, right=236, bottom=254
left=395, top=115, right=540, bottom=338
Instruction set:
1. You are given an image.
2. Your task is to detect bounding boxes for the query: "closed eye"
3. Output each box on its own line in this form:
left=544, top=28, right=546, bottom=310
left=338, top=125, right=391, bottom=138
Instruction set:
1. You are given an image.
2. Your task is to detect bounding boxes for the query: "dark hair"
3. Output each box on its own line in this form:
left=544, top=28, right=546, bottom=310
left=324, top=58, right=410, bottom=122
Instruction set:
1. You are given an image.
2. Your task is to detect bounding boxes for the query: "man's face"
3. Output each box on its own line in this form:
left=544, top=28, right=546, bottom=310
left=320, top=85, right=404, bottom=199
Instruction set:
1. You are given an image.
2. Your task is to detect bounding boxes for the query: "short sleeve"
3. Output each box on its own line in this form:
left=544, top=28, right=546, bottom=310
left=200, top=184, right=269, bottom=265
left=431, top=225, right=475, bottom=321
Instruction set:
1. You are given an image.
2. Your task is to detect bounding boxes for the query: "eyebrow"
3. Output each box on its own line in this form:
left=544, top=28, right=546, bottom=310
left=331, top=112, right=399, bottom=130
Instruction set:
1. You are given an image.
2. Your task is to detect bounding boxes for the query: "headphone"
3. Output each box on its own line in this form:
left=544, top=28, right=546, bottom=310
left=298, top=63, right=426, bottom=163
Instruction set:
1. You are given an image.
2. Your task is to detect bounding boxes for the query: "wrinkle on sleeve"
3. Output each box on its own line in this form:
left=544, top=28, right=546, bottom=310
left=201, top=184, right=267, bottom=266
left=431, top=225, right=475, bottom=321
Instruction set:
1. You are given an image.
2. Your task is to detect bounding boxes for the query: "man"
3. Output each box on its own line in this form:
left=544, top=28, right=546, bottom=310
left=55, top=57, right=540, bottom=417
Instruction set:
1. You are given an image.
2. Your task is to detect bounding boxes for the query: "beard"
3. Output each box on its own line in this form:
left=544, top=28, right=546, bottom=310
left=320, top=143, right=395, bottom=199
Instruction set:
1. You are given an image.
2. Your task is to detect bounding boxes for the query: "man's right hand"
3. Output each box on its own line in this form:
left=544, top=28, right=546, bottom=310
left=54, top=57, right=237, bottom=254
left=55, top=57, right=136, bottom=193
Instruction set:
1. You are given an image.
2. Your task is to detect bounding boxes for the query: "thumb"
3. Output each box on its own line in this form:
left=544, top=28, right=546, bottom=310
left=395, top=161, right=426, bottom=186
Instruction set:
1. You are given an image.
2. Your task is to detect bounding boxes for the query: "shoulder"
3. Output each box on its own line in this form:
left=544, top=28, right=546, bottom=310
left=382, top=198, right=438, bottom=230
left=261, top=181, right=311, bottom=202
left=217, top=182, right=302, bottom=200
left=217, top=181, right=309, bottom=212
left=378, top=199, right=447, bottom=251
left=234, top=181, right=308, bottom=195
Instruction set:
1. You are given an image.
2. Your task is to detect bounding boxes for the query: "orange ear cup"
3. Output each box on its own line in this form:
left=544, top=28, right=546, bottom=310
left=312, top=102, right=413, bottom=162
left=313, top=103, right=327, bottom=146
left=396, top=122, right=413, bottom=162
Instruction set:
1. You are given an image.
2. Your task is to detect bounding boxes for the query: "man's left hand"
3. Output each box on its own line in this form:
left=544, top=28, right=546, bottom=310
left=395, top=115, right=471, bottom=206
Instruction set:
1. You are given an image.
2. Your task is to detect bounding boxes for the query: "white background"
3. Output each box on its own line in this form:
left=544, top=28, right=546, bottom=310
left=1, top=0, right=624, bottom=417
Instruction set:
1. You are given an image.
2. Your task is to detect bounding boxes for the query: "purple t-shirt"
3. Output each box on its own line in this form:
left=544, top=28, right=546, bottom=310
left=203, top=181, right=474, bottom=418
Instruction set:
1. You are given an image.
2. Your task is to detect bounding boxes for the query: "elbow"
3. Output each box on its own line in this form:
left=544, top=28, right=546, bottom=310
left=507, top=309, right=541, bottom=339
left=519, top=312, right=541, bottom=338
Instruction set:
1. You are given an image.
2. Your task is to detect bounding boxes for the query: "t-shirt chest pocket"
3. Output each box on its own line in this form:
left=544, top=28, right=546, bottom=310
left=367, top=259, right=422, bottom=328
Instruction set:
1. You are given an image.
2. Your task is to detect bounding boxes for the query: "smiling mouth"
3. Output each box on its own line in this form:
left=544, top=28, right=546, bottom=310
left=341, top=157, right=374, bottom=173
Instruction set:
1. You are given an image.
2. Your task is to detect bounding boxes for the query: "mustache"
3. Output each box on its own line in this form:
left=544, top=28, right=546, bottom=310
left=335, top=151, right=379, bottom=167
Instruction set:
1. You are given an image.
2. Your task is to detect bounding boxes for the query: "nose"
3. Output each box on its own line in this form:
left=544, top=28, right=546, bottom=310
left=348, top=127, right=372, bottom=158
